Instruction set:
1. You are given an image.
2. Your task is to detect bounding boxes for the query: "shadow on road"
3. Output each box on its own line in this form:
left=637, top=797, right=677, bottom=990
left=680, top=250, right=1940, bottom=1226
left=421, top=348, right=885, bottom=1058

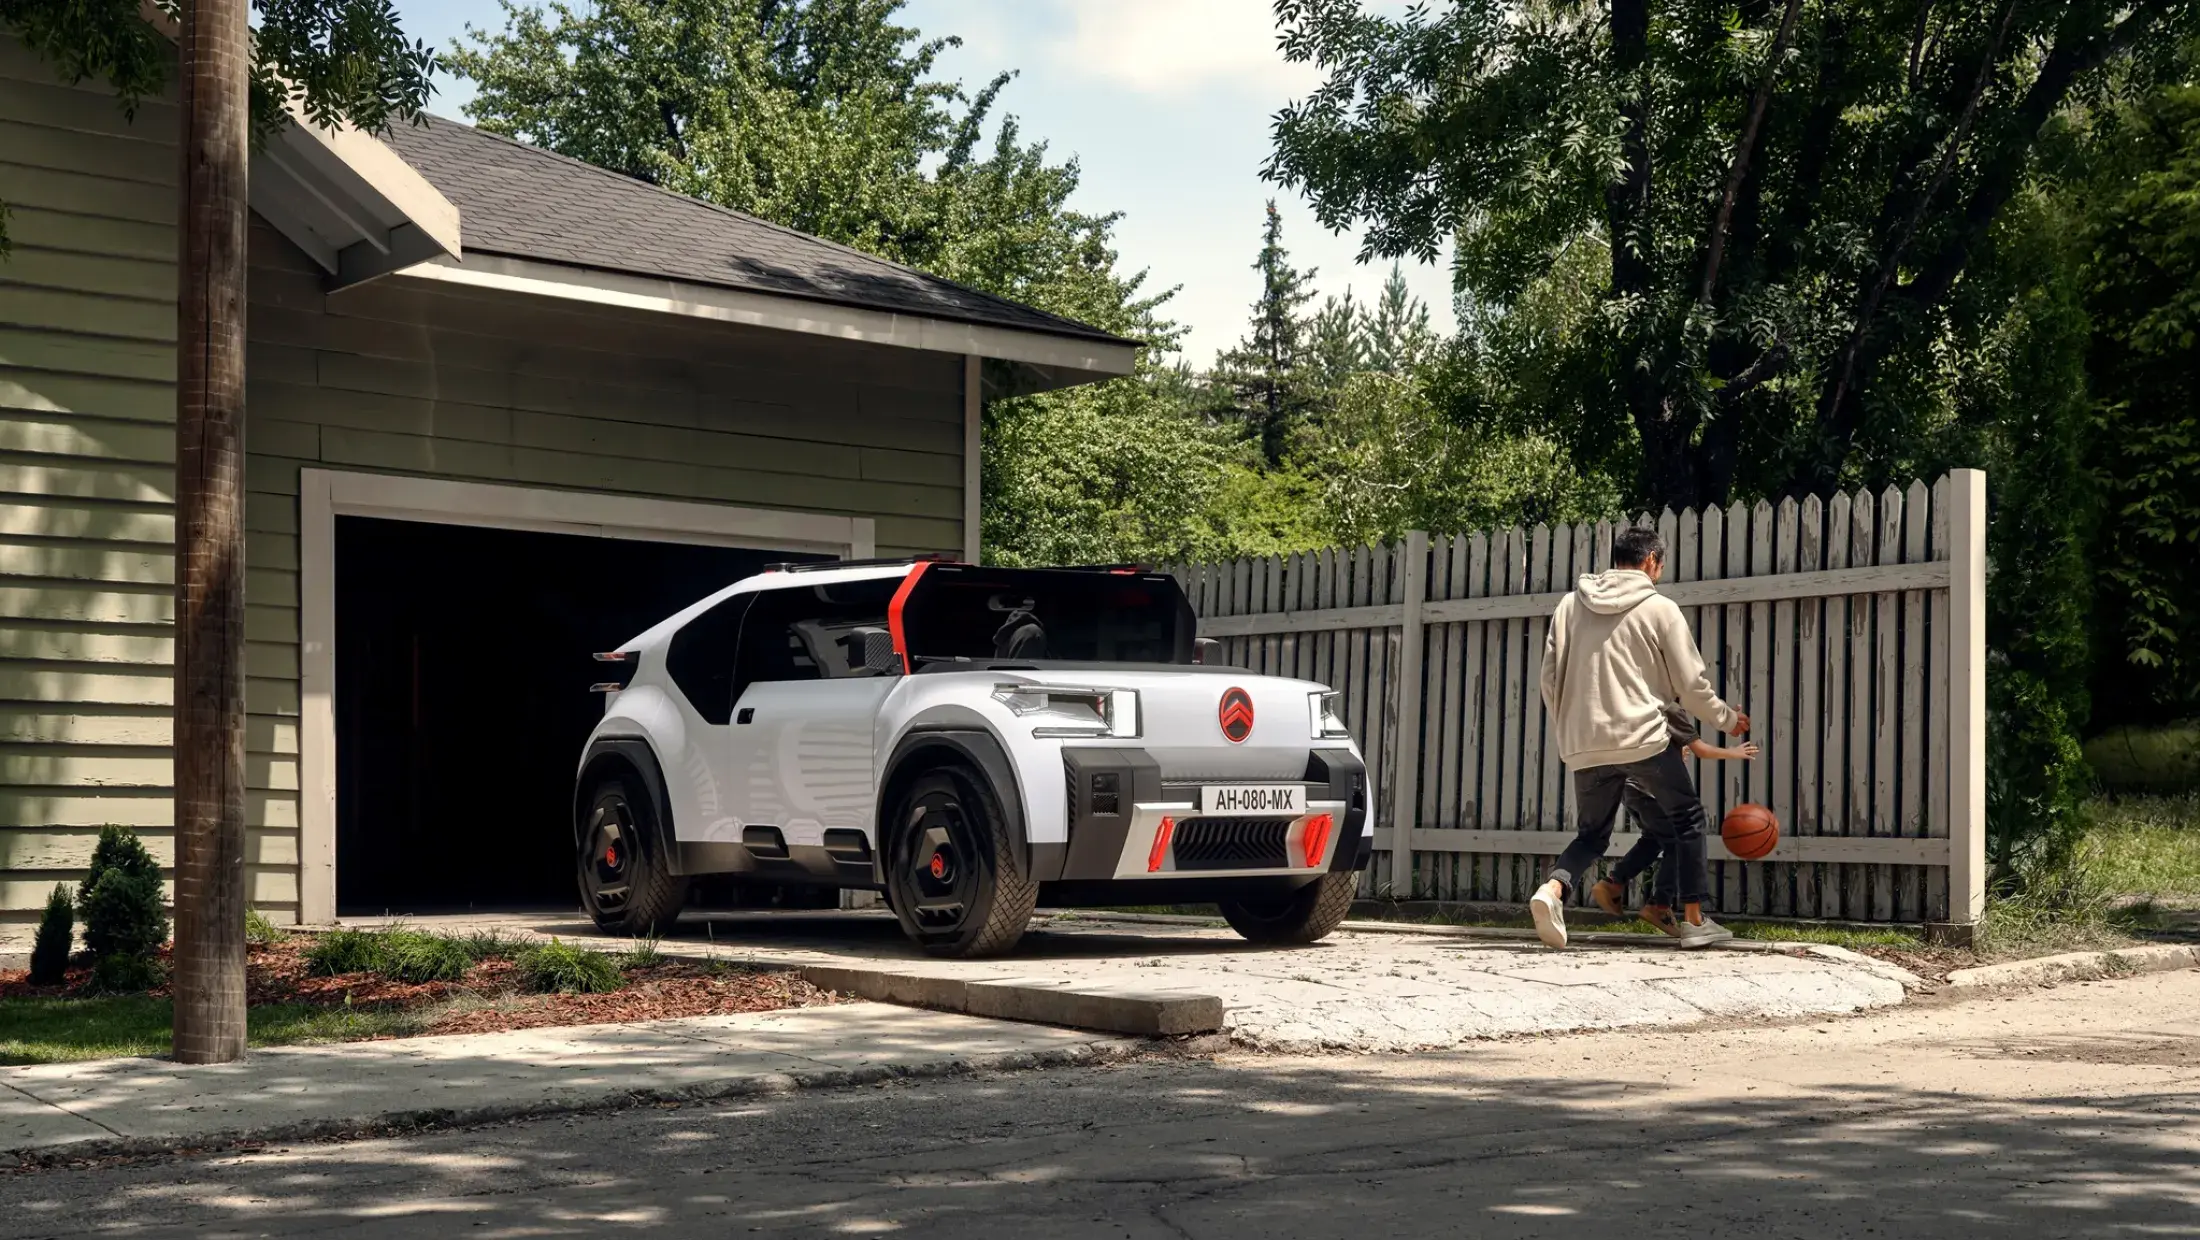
left=4, top=1028, right=2195, bottom=1237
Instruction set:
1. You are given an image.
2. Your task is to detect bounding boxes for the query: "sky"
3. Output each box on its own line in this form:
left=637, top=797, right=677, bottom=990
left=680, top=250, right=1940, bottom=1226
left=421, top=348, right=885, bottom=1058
left=387, top=0, right=1456, bottom=366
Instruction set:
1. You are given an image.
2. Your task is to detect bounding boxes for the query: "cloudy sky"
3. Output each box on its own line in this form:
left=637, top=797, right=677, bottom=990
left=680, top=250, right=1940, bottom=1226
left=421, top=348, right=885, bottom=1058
left=389, top=0, right=1456, bottom=365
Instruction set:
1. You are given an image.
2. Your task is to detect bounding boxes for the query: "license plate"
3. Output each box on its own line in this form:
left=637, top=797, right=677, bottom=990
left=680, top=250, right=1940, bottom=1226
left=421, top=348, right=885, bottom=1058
left=1199, top=785, right=1305, bottom=815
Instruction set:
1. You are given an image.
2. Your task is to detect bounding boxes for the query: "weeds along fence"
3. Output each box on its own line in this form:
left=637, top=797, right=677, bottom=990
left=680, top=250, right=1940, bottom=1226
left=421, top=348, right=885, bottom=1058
left=1172, top=470, right=1987, bottom=926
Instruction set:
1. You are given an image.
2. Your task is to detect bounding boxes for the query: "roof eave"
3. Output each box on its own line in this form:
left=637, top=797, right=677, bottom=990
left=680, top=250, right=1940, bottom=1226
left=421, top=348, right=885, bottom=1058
left=388, top=251, right=1140, bottom=383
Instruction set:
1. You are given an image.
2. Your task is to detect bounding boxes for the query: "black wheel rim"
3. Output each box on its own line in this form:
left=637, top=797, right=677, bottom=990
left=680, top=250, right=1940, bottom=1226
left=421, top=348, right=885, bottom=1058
left=894, top=789, right=980, bottom=936
left=581, top=797, right=634, bottom=915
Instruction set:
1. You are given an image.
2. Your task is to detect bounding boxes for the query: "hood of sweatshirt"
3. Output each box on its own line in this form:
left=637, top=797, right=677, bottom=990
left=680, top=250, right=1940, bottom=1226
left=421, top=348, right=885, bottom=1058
left=1574, top=568, right=1659, bottom=615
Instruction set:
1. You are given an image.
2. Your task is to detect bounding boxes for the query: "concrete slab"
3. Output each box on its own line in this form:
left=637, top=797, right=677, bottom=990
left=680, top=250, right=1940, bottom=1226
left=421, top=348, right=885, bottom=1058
left=0, top=1003, right=1133, bottom=1159
left=343, top=908, right=1909, bottom=1052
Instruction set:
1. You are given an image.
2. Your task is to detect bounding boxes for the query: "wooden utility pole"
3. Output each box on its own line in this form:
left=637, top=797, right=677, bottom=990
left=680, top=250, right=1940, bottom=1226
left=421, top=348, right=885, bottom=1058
left=171, top=0, right=251, bottom=1065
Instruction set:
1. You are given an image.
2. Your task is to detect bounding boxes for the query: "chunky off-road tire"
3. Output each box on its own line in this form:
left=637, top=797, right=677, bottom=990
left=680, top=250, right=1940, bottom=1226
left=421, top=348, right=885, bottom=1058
left=884, top=766, right=1036, bottom=958
left=578, top=778, right=686, bottom=937
left=1218, top=871, right=1358, bottom=945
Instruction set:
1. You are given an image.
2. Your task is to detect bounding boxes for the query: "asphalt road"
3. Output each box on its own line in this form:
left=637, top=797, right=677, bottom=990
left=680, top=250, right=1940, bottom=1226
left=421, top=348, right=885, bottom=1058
left=5, top=969, right=2197, bottom=1239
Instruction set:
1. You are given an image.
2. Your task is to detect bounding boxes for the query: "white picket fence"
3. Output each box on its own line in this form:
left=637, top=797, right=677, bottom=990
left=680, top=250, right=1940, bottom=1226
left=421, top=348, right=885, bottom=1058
left=1173, top=470, right=1987, bottom=925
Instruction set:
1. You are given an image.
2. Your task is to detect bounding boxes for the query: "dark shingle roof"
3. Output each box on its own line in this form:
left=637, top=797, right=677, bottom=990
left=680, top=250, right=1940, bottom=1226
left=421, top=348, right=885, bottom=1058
left=381, top=117, right=1128, bottom=346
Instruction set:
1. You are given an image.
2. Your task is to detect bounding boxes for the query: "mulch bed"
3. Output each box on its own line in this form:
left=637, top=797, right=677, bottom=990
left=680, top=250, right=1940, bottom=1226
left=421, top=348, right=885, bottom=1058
left=0, top=936, right=847, bottom=1038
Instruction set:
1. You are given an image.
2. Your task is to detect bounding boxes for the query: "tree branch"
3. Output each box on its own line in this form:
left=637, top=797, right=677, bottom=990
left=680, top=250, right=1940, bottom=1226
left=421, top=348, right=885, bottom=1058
left=1816, top=0, right=2018, bottom=449
left=1699, top=0, right=1805, bottom=306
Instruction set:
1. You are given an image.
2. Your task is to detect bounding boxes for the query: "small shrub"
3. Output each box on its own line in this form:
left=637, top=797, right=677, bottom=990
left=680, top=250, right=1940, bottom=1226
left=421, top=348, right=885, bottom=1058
left=617, top=935, right=665, bottom=971
left=305, top=928, right=389, bottom=977
left=515, top=939, right=623, bottom=994
left=85, top=952, right=165, bottom=995
left=455, top=930, right=523, bottom=962
left=76, top=827, right=166, bottom=961
left=245, top=908, right=289, bottom=945
left=375, top=931, right=474, bottom=984
left=28, top=883, right=74, bottom=986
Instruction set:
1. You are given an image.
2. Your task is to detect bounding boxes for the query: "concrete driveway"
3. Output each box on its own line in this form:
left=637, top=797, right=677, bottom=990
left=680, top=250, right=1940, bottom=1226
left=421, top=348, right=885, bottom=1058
left=351, top=909, right=1913, bottom=1051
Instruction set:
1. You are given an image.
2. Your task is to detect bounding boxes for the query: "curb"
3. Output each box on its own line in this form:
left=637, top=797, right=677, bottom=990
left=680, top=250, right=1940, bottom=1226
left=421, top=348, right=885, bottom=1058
left=796, top=966, right=1225, bottom=1037
left=1803, top=944, right=1930, bottom=991
left=1945, top=943, right=2200, bottom=989
left=6, top=1037, right=1144, bottom=1166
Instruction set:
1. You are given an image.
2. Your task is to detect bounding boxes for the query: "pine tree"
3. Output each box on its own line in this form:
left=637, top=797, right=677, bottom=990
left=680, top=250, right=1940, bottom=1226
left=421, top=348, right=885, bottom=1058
left=1366, top=263, right=1434, bottom=374
left=1305, top=291, right=1368, bottom=396
left=1215, top=201, right=1320, bottom=466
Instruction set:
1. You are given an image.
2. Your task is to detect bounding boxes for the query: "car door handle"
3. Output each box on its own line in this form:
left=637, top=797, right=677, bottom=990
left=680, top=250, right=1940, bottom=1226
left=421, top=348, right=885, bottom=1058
left=736, top=707, right=755, bottom=725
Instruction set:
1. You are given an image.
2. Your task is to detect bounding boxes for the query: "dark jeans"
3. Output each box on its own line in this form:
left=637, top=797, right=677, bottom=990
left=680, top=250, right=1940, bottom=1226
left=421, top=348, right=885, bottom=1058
left=1548, top=747, right=1710, bottom=906
left=1608, top=791, right=1679, bottom=905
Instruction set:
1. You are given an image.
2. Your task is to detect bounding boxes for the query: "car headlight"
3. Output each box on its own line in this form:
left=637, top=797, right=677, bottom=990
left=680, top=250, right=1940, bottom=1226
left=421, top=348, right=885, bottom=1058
left=1309, top=690, right=1351, bottom=739
left=993, top=684, right=1140, bottom=739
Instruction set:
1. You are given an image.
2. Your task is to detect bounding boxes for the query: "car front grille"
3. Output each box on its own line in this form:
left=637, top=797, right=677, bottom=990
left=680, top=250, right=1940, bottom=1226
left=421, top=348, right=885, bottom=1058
left=1171, top=818, right=1292, bottom=870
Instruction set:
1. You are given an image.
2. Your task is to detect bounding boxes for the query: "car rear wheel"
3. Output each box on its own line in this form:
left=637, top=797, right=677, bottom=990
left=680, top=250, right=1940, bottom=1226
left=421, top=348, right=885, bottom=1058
left=578, top=777, right=685, bottom=937
left=1218, top=871, right=1357, bottom=945
left=884, top=766, right=1035, bottom=958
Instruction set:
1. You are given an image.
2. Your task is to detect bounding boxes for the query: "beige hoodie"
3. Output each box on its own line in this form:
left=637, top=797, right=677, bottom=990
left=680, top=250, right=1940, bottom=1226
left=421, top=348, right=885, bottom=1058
left=1539, top=569, right=1740, bottom=770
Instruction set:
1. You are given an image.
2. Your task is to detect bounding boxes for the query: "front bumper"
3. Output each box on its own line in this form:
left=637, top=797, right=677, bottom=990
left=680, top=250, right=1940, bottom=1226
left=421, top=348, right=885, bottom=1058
left=1038, top=746, right=1372, bottom=883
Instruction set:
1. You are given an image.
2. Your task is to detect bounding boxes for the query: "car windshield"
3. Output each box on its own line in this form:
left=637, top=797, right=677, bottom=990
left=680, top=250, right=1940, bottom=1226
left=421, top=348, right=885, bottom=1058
left=898, top=565, right=1194, bottom=665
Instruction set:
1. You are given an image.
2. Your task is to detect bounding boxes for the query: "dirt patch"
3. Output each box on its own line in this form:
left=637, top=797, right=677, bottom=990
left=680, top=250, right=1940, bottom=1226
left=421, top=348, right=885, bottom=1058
left=1860, top=945, right=1977, bottom=983
left=0, top=937, right=847, bottom=1039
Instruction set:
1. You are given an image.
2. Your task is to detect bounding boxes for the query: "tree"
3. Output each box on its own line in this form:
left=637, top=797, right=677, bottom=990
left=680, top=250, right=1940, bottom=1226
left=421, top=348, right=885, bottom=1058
left=1268, top=0, right=2197, bottom=510
left=1364, top=263, right=1434, bottom=374
left=1214, top=201, right=1321, bottom=465
left=4, top=0, right=437, bottom=1062
left=451, top=0, right=1146, bottom=333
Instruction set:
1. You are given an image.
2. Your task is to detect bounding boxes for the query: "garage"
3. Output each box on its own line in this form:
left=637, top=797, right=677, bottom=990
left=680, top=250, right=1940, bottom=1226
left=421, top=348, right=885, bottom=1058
left=332, top=516, right=811, bottom=913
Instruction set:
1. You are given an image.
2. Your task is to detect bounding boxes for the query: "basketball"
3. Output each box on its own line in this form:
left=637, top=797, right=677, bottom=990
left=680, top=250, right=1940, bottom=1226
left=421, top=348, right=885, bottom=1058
left=1722, top=803, right=1780, bottom=861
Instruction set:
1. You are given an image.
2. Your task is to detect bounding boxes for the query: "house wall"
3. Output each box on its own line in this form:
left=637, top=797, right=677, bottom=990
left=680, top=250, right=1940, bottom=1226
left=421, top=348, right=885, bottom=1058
left=0, top=37, right=966, bottom=935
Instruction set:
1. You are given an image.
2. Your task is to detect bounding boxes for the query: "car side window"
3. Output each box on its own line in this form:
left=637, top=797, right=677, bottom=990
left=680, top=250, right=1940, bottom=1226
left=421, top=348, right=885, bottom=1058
left=666, top=592, right=752, bottom=726
left=732, top=578, right=900, bottom=701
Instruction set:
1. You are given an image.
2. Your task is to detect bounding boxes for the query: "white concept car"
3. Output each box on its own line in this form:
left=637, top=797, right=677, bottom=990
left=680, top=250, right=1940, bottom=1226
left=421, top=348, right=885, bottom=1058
left=574, top=557, right=1372, bottom=957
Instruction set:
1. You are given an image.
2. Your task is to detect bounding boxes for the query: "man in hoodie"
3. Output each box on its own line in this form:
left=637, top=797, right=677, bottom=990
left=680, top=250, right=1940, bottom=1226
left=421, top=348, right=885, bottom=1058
left=1530, top=527, right=1748, bottom=950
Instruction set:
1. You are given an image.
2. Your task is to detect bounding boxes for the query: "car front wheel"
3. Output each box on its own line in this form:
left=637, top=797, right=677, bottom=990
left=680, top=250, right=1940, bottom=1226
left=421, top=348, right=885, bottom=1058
left=884, top=766, right=1035, bottom=958
left=1218, top=871, right=1357, bottom=945
left=578, top=777, right=686, bottom=937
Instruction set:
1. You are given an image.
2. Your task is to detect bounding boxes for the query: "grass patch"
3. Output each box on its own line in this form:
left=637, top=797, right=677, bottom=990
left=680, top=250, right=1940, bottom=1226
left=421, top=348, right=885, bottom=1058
left=304, top=927, right=389, bottom=976
left=244, top=908, right=289, bottom=945
left=2078, top=793, right=2200, bottom=904
left=375, top=931, right=475, bottom=984
left=454, top=929, right=525, bottom=962
left=0, top=997, right=428, bottom=1066
left=616, top=935, right=665, bottom=971
left=515, top=939, right=622, bottom=994
left=1725, top=922, right=1923, bottom=949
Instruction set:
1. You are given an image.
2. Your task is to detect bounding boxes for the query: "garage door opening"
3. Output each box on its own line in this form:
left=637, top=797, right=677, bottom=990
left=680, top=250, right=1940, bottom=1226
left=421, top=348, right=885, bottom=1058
left=334, top=516, right=816, bottom=914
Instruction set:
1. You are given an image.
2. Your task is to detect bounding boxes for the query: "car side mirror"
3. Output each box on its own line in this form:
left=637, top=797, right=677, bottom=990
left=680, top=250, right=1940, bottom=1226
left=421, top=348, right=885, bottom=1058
left=854, top=627, right=901, bottom=676
left=1193, top=637, right=1220, bottom=665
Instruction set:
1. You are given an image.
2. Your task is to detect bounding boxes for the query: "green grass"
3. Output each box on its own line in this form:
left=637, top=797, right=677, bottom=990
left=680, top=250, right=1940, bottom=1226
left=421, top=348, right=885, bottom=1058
left=514, top=939, right=623, bottom=994
left=0, top=997, right=429, bottom=1066
left=375, top=931, right=475, bottom=983
left=2078, top=793, right=2200, bottom=903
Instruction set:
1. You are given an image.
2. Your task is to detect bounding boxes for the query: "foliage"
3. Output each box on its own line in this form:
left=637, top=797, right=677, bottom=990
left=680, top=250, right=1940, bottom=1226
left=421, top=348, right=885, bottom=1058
left=514, top=939, right=623, bottom=994
left=2084, top=82, right=2200, bottom=720
left=617, top=935, right=666, bottom=971
left=28, top=883, right=73, bottom=986
left=0, top=0, right=438, bottom=252
left=374, top=931, right=475, bottom=984
left=1269, top=0, right=2198, bottom=511
left=303, top=928, right=389, bottom=977
left=244, top=908, right=288, bottom=946
left=84, top=952, right=166, bottom=995
left=1297, top=371, right=1619, bottom=546
left=1213, top=202, right=1324, bottom=465
left=455, top=929, right=524, bottom=962
left=76, top=826, right=166, bottom=964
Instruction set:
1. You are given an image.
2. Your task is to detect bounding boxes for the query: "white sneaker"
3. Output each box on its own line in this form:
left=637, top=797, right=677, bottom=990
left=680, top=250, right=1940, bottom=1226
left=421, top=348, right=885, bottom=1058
left=1675, top=914, right=1734, bottom=950
left=1528, top=880, right=1568, bottom=948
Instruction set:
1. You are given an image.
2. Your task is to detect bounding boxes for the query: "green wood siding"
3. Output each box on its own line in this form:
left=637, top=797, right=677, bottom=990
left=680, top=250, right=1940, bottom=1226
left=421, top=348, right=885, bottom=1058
left=1, top=36, right=970, bottom=935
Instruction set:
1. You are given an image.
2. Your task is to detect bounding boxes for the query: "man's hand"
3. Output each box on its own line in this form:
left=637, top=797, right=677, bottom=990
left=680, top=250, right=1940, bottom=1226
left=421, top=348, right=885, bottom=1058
left=1730, top=712, right=1751, bottom=736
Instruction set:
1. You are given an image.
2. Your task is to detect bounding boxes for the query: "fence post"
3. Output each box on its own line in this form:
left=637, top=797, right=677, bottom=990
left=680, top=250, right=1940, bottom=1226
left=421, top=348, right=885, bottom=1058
left=1388, top=531, right=1429, bottom=896
left=1947, top=469, right=1987, bottom=928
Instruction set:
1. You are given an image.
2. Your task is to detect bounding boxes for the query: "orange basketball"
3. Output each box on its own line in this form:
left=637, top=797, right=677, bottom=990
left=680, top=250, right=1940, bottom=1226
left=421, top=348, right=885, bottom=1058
left=1722, top=803, right=1780, bottom=861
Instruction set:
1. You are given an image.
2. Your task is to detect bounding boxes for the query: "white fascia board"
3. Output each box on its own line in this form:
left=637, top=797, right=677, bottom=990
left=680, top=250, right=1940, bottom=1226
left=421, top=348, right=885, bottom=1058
left=395, top=252, right=1139, bottom=376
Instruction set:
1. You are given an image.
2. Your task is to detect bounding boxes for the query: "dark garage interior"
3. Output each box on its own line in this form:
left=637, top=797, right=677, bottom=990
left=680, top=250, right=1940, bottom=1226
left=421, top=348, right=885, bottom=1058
left=334, top=516, right=806, bottom=913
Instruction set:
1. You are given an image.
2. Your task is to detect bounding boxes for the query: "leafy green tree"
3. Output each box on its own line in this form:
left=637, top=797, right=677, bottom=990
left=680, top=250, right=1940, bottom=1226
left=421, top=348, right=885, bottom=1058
left=0, top=0, right=437, bottom=254
left=1214, top=201, right=1323, bottom=466
left=2084, top=81, right=2200, bottom=722
left=1269, top=0, right=2196, bottom=510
